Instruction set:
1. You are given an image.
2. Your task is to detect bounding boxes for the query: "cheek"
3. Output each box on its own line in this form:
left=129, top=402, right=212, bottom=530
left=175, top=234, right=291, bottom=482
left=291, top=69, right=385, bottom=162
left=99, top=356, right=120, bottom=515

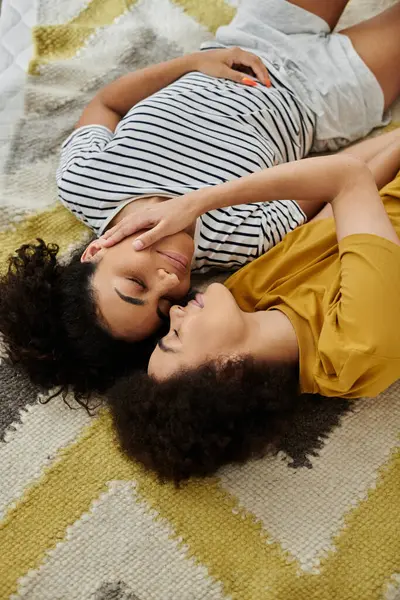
left=187, top=315, right=224, bottom=354
left=158, top=298, right=172, bottom=316
left=124, top=310, right=161, bottom=341
left=156, top=231, right=195, bottom=256
left=181, top=275, right=192, bottom=294
left=206, top=313, right=244, bottom=351
left=136, top=306, right=161, bottom=333
left=169, top=274, right=191, bottom=300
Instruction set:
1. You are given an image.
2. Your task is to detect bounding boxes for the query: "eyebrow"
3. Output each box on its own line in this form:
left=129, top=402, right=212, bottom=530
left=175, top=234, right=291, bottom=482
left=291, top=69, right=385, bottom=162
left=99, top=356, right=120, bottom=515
left=158, top=338, right=177, bottom=354
left=114, top=287, right=146, bottom=306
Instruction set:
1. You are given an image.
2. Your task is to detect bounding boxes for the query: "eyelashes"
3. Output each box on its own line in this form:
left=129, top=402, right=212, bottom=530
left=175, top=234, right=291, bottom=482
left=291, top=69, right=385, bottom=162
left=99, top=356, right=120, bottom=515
left=130, top=277, right=146, bottom=289
left=128, top=277, right=165, bottom=322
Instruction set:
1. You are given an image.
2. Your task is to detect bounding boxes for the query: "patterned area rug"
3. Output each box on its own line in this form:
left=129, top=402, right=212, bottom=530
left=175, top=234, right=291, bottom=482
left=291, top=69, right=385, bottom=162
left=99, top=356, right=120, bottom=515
left=1, top=0, right=400, bottom=598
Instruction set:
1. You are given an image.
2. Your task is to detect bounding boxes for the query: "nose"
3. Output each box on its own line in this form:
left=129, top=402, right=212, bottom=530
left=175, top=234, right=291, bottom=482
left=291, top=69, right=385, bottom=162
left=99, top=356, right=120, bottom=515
left=155, top=268, right=180, bottom=295
left=169, top=304, right=185, bottom=326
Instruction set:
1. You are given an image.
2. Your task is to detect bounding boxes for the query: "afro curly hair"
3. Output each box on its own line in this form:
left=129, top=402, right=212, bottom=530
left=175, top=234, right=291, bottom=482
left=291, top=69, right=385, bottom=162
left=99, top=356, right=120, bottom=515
left=107, top=357, right=299, bottom=483
left=0, top=239, right=159, bottom=410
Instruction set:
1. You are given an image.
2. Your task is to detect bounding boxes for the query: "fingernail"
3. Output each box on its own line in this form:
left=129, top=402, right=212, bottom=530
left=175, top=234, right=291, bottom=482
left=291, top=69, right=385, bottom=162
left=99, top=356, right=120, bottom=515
left=265, top=78, right=272, bottom=88
left=133, top=239, right=144, bottom=251
left=242, top=77, right=257, bottom=87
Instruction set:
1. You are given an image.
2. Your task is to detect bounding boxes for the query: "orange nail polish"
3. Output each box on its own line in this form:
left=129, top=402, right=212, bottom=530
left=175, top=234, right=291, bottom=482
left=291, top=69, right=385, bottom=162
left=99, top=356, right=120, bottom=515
left=242, top=77, right=257, bottom=87
left=265, top=78, right=272, bottom=88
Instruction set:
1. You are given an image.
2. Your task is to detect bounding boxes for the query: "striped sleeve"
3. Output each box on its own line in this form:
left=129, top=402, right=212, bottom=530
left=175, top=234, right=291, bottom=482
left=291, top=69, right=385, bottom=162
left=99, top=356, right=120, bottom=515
left=57, top=125, right=113, bottom=175
left=56, top=125, right=114, bottom=229
left=193, top=200, right=306, bottom=273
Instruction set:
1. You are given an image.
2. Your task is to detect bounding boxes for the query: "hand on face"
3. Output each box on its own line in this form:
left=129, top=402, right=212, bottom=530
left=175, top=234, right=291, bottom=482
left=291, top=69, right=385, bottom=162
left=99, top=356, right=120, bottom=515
left=81, top=230, right=195, bottom=341
left=99, top=195, right=198, bottom=252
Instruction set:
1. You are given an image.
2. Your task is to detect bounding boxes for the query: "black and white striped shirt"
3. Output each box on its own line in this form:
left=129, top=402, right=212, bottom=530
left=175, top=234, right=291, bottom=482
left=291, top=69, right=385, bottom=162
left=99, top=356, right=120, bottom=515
left=57, top=70, right=315, bottom=273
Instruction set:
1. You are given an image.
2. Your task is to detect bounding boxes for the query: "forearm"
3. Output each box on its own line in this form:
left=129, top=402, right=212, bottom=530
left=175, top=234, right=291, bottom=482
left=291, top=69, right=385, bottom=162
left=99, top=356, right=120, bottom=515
left=99, top=55, right=196, bottom=115
left=278, top=132, right=400, bottom=221
left=310, top=131, right=400, bottom=223
left=341, top=127, right=400, bottom=165
left=341, top=128, right=400, bottom=189
left=191, top=155, right=369, bottom=217
left=76, top=53, right=198, bottom=130
left=188, top=154, right=398, bottom=246
left=364, top=139, right=400, bottom=190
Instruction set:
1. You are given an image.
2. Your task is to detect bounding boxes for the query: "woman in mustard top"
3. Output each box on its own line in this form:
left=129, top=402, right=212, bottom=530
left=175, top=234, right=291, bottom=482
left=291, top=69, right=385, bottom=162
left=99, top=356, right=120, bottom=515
left=108, top=132, right=400, bottom=482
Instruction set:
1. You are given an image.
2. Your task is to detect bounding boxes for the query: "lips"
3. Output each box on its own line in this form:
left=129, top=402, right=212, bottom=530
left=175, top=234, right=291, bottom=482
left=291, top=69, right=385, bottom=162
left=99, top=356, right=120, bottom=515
left=195, top=293, right=204, bottom=307
left=158, top=251, right=188, bottom=275
left=190, top=293, right=204, bottom=308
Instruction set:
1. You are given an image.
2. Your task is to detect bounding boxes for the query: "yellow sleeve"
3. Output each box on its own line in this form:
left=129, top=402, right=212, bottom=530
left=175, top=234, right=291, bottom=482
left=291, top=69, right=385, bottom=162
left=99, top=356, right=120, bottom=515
left=314, top=234, right=400, bottom=398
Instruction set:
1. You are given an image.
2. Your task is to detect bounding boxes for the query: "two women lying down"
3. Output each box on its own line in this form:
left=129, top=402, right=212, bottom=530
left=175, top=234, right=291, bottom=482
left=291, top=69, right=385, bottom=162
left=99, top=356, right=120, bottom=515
left=107, top=135, right=400, bottom=482
left=1, top=0, right=400, bottom=482
left=2, top=0, right=400, bottom=402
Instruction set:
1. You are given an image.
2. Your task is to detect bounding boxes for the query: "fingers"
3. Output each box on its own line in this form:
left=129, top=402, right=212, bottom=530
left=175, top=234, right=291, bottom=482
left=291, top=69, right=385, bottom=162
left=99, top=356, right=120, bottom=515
left=229, top=47, right=271, bottom=87
left=241, top=51, right=271, bottom=86
left=100, top=217, right=166, bottom=251
left=222, top=67, right=253, bottom=85
left=131, top=223, right=165, bottom=251
left=100, top=230, right=128, bottom=248
left=99, top=225, right=126, bottom=248
left=99, top=218, right=146, bottom=247
left=223, top=68, right=270, bottom=89
left=101, top=225, right=116, bottom=240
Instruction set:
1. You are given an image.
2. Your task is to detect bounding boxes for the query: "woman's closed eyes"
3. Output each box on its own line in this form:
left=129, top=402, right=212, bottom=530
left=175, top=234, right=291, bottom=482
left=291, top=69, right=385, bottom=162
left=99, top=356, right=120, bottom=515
left=128, top=277, right=146, bottom=290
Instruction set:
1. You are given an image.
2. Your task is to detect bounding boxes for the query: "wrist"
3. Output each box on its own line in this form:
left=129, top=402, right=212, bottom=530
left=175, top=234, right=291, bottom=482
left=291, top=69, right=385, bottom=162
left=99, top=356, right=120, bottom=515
left=191, top=186, right=226, bottom=217
left=174, top=189, right=210, bottom=220
left=184, top=51, right=204, bottom=73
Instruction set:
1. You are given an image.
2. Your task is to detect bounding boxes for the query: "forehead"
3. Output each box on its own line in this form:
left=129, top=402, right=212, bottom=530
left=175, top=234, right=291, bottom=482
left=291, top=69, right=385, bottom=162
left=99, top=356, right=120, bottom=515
left=107, top=301, right=159, bottom=340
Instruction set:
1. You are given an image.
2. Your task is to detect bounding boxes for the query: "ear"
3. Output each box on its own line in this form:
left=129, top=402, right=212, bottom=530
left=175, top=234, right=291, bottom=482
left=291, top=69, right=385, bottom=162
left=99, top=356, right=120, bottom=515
left=80, top=239, right=106, bottom=263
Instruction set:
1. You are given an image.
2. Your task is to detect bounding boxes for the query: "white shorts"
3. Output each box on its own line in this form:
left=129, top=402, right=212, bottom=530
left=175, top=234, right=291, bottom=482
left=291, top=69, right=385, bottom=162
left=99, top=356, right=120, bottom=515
left=202, top=0, right=390, bottom=151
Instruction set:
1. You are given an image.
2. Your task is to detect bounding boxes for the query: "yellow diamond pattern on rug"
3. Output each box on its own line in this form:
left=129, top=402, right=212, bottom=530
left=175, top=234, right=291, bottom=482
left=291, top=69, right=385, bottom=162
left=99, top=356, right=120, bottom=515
left=0, top=0, right=399, bottom=599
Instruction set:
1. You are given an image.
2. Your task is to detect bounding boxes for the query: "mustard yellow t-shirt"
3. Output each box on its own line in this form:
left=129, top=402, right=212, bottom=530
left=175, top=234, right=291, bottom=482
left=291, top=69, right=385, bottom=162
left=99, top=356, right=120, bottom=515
left=225, top=173, right=400, bottom=399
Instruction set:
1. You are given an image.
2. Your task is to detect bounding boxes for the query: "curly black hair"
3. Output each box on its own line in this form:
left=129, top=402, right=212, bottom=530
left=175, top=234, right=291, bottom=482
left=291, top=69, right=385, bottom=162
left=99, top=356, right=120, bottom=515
left=107, top=358, right=299, bottom=483
left=0, top=239, right=159, bottom=410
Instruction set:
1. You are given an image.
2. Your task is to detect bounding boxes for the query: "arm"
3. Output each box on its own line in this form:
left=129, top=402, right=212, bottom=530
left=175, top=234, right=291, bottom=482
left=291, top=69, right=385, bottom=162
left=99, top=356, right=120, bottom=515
left=193, top=154, right=400, bottom=245
left=336, top=127, right=400, bottom=191
left=292, top=128, right=400, bottom=221
left=310, top=131, right=400, bottom=223
left=363, top=137, right=400, bottom=191
left=76, top=49, right=270, bottom=131
left=120, top=154, right=398, bottom=248
left=76, top=55, right=197, bottom=131
left=340, top=127, right=400, bottom=167
left=101, top=152, right=400, bottom=250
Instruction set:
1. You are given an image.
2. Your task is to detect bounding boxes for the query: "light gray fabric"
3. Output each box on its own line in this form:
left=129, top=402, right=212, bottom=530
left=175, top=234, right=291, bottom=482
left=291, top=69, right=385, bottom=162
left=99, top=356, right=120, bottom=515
left=203, top=0, right=390, bottom=151
left=0, top=361, right=39, bottom=440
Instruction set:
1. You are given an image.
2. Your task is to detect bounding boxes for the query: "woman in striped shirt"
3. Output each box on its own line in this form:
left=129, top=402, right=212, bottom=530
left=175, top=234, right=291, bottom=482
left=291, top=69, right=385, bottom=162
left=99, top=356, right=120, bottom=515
left=1, top=0, right=400, bottom=405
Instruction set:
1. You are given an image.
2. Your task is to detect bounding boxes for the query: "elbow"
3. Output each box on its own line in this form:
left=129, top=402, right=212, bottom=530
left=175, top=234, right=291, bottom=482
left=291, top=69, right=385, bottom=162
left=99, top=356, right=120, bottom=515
left=334, top=155, right=375, bottom=195
left=338, top=155, right=374, bottom=184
